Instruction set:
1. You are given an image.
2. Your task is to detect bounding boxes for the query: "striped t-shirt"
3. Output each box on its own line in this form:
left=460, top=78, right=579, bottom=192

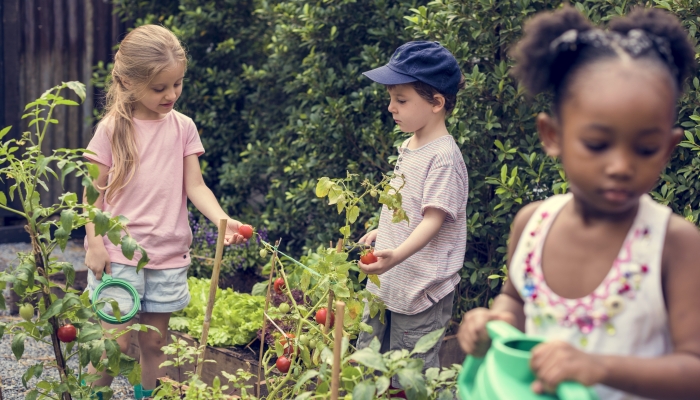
left=368, top=135, right=468, bottom=315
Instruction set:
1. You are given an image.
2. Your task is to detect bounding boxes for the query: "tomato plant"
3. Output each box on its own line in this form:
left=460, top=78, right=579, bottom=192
left=0, top=83, right=151, bottom=400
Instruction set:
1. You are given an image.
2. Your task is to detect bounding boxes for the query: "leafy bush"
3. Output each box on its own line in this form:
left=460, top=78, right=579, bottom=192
left=111, top=0, right=700, bottom=320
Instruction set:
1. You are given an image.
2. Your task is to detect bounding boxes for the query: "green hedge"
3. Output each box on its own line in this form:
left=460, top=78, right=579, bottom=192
left=112, top=0, right=700, bottom=319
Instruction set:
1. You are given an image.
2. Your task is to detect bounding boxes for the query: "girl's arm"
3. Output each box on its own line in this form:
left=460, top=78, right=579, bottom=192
left=358, top=207, right=446, bottom=275
left=183, top=154, right=245, bottom=245
left=83, top=161, right=111, bottom=279
left=532, top=214, right=700, bottom=399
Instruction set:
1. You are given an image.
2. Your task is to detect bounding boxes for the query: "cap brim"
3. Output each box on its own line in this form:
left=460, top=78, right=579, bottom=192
left=362, top=65, right=416, bottom=85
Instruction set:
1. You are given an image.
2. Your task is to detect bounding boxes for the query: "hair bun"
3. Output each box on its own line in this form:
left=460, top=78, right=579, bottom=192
left=610, top=7, right=696, bottom=87
left=511, top=6, right=594, bottom=96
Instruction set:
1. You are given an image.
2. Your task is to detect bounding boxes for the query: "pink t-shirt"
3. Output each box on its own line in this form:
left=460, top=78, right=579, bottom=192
left=84, top=110, right=204, bottom=269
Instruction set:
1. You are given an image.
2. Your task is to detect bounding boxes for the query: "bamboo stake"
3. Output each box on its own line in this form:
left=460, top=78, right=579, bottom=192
left=195, top=218, right=228, bottom=377
left=331, top=301, right=345, bottom=400
left=257, top=239, right=281, bottom=398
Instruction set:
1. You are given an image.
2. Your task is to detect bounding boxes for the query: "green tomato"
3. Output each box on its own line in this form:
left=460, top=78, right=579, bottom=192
left=344, top=394, right=353, bottom=400
left=259, top=249, right=268, bottom=258
left=19, top=304, right=34, bottom=321
left=308, top=339, right=317, bottom=349
left=278, top=303, right=290, bottom=314
left=316, top=340, right=326, bottom=350
left=299, top=334, right=309, bottom=346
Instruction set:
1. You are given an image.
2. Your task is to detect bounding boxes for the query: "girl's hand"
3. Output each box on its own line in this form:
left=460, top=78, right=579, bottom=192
left=458, top=308, right=516, bottom=357
left=530, top=341, right=607, bottom=394
left=358, top=229, right=378, bottom=246
left=85, top=246, right=111, bottom=280
left=225, top=219, right=247, bottom=245
left=358, top=248, right=397, bottom=275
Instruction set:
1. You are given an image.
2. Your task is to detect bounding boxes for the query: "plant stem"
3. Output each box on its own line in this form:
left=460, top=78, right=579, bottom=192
left=29, top=223, right=72, bottom=400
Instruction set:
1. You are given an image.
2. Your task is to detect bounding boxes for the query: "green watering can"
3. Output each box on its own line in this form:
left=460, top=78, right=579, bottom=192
left=458, top=321, right=599, bottom=400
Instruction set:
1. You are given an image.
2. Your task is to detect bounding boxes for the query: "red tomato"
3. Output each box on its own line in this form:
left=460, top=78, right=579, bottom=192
left=273, top=277, right=286, bottom=294
left=279, top=333, right=296, bottom=356
left=239, top=224, right=254, bottom=239
left=276, top=356, right=291, bottom=373
left=360, top=251, right=378, bottom=265
left=315, top=308, right=335, bottom=328
left=57, top=324, right=77, bottom=343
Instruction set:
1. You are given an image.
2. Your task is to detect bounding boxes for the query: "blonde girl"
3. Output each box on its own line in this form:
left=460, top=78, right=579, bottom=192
left=83, top=25, right=248, bottom=399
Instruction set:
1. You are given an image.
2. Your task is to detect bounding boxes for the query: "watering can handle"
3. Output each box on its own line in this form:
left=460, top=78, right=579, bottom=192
left=557, top=381, right=599, bottom=400
left=460, top=321, right=523, bottom=389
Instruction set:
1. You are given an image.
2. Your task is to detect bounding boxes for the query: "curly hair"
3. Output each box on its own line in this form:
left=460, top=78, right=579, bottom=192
left=511, top=6, right=695, bottom=116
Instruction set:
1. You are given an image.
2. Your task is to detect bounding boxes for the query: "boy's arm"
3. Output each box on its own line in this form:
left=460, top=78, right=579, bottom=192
left=358, top=207, right=446, bottom=275
left=183, top=155, right=246, bottom=245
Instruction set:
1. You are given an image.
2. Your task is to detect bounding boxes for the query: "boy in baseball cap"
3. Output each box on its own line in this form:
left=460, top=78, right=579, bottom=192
left=357, top=41, right=468, bottom=393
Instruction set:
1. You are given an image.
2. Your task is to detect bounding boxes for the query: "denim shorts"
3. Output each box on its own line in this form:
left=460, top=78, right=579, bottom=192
left=86, top=263, right=191, bottom=314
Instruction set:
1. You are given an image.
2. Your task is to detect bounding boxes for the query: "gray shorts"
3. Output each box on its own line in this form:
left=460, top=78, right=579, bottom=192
left=87, top=263, right=191, bottom=314
left=357, top=291, right=454, bottom=387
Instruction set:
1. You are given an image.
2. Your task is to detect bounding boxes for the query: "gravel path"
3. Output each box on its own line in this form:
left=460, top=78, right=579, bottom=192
left=0, top=316, right=135, bottom=400
left=0, top=240, right=88, bottom=274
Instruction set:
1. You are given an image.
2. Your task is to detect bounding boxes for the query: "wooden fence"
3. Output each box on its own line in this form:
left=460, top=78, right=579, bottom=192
left=0, top=0, right=127, bottom=228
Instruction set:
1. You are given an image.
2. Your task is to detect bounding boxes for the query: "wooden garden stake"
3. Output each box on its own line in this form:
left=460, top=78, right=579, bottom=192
left=257, top=239, right=281, bottom=398
left=331, top=301, right=345, bottom=400
left=195, top=218, right=228, bottom=377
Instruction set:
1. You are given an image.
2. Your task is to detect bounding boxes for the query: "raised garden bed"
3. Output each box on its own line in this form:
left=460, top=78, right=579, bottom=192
left=4, top=269, right=467, bottom=397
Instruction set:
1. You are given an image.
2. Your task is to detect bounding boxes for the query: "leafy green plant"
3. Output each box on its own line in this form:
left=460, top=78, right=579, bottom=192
left=169, top=277, right=266, bottom=346
left=0, top=82, right=151, bottom=400
left=290, top=328, right=458, bottom=400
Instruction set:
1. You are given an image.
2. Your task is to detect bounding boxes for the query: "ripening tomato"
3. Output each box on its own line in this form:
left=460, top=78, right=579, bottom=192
left=276, top=356, right=291, bottom=373
left=315, top=308, right=335, bottom=328
left=239, top=224, right=254, bottom=239
left=57, top=324, right=77, bottom=343
left=19, top=304, right=34, bottom=321
left=360, top=251, right=378, bottom=265
left=279, top=333, right=296, bottom=356
left=273, top=278, right=286, bottom=294
left=278, top=303, right=290, bottom=314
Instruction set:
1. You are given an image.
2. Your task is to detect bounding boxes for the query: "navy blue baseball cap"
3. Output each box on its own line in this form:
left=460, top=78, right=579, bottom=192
left=363, top=41, right=462, bottom=95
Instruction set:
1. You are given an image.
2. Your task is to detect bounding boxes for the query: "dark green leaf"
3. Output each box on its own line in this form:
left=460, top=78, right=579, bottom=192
left=121, top=236, right=137, bottom=260
left=12, top=332, right=26, bottom=359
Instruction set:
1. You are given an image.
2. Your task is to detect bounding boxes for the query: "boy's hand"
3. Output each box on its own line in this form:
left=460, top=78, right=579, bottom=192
left=457, top=308, right=516, bottom=357
left=530, top=341, right=606, bottom=394
left=358, top=248, right=398, bottom=275
left=359, top=229, right=378, bottom=246
left=224, top=219, right=247, bottom=245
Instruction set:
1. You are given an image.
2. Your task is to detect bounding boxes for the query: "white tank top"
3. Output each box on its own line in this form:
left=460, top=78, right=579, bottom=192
left=510, top=194, right=672, bottom=400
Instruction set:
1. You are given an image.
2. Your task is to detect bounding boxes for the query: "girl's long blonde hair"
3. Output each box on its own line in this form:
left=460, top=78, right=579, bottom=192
left=100, top=25, right=187, bottom=204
